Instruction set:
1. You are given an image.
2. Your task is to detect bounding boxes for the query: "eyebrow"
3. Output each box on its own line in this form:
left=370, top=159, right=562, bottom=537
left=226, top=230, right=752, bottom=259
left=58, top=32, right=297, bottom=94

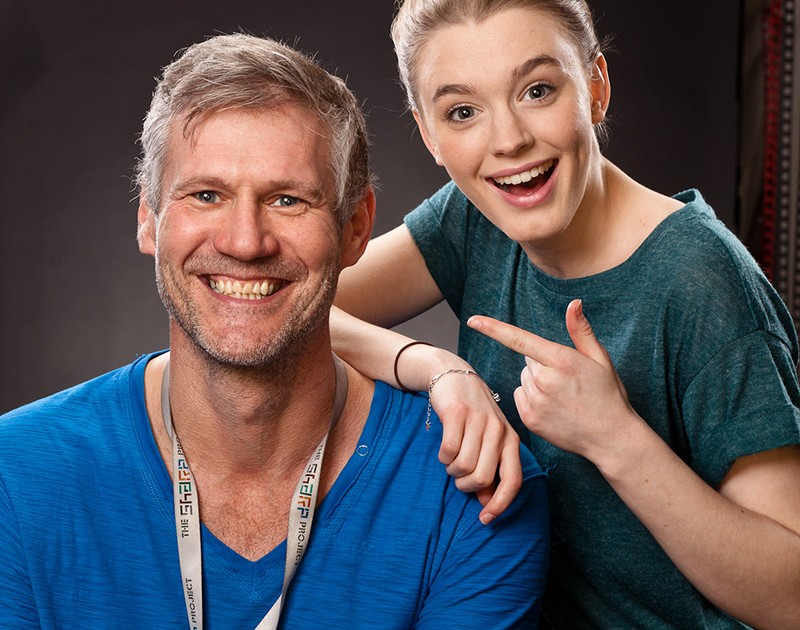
left=171, top=176, right=228, bottom=195
left=171, top=176, right=329, bottom=205
left=431, top=55, right=563, bottom=102
left=511, top=54, right=562, bottom=83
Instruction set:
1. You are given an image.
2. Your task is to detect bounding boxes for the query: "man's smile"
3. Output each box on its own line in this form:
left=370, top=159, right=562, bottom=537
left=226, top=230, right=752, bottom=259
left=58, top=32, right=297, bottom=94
left=207, top=276, right=288, bottom=300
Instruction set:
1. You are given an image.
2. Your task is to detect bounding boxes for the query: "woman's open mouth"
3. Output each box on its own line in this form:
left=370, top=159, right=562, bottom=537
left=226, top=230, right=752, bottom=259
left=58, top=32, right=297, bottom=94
left=491, top=159, right=556, bottom=195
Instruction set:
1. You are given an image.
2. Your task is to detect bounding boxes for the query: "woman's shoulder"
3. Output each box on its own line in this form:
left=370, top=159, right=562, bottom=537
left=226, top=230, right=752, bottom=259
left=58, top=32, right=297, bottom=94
left=406, top=181, right=517, bottom=253
left=652, top=189, right=757, bottom=278
left=408, top=180, right=482, bottom=228
left=643, top=190, right=794, bottom=340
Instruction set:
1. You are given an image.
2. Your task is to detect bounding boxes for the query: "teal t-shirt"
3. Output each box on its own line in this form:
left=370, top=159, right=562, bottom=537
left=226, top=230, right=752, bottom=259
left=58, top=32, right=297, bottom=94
left=405, top=182, right=800, bottom=628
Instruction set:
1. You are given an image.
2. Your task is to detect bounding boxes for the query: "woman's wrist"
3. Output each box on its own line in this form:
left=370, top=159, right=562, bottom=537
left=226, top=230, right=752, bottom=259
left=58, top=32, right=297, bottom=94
left=394, top=342, right=472, bottom=393
left=591, top=411, right=656, bottom=482
left=393, top=341, right=433, bottom=391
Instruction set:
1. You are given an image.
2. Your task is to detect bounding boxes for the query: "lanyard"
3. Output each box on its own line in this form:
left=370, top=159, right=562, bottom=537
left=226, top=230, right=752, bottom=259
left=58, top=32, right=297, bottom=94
left=160, top=354, right=349, bottom=630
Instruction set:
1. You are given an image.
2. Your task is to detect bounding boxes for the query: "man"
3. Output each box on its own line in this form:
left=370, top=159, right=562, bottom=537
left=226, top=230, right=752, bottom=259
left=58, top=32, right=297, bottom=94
left=0, top=34, right=549, bottom=628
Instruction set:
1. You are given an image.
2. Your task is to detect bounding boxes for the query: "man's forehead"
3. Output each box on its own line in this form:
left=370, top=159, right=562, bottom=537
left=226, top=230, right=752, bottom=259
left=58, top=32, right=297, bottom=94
left=176, top=101, right=327, bottom=142
left=162, top=105, right=336, bottom=201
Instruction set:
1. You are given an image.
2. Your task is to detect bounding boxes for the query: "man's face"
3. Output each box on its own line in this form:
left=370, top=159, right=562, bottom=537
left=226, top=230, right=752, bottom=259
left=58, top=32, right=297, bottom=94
left=138, top=104, right=348, bottom=368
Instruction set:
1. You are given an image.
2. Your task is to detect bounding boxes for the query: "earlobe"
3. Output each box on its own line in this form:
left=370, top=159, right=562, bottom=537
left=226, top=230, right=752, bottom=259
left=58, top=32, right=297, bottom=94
left=137, top=193, right=157, bottom=256
left=340, top=187, right=376, bottom=268
left=590, top=53, right=611, bottom=124
left=412, top=109, right=444, bottom=166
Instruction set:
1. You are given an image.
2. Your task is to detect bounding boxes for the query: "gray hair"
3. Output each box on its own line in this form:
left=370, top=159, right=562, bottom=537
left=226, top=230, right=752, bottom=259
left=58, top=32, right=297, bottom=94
left=391, top=0, right=606, bottom=135
left=136, top=33, right=372, bottom=223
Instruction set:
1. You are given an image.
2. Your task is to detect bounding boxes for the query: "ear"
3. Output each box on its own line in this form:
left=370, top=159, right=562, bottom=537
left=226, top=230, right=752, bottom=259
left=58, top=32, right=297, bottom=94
left=339, top=186, right=376, bottom=269
left=589, top=53, right=611, bottom=124
left=412, top=109, right=444, bottom=166
left=137, top=192, right=157, bottom=256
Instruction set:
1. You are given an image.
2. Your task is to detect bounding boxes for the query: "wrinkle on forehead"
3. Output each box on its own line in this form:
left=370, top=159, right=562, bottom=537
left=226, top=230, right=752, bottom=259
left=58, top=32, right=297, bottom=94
left=162, top=105, right=335, bottom=208
left=180, top=103, right=329, bottom=148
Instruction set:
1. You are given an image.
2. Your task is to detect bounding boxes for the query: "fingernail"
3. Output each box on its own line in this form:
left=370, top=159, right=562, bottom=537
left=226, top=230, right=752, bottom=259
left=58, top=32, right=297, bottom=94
left=575, top=299, right=584, bottom=318
left=467, top=316, right=481, bottom=330
left=480, top=512, right=496, bottom=525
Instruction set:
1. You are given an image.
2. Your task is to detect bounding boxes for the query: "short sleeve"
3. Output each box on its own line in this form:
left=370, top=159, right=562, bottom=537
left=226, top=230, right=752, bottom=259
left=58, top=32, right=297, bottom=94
left=682, top=329, right=800, bottom=487
left=0, top=480, right=41, bottom=628
left=404, top=182, right=471, bottom=317
left=415, top=451, right=550, bottom=629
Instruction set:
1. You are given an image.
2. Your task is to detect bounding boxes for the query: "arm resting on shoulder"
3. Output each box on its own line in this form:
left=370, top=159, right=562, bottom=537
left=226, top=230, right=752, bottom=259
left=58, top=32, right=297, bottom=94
left=333, top=223, right=448, bottom=392
left=332, top=225, right=523, bottom=519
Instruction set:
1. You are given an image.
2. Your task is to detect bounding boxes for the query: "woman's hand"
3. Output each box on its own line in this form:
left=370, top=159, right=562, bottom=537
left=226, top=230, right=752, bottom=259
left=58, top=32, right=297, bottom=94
left=330, top=305, right=524, bottom=523
left=468, top=299, right=642, bottom=465
left=426, top=367, right=523, bottom=524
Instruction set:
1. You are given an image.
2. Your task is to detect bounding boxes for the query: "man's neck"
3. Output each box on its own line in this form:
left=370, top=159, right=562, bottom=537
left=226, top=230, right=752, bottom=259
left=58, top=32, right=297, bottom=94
left=146, top=326, right=346, bottom=477
left=143, top=327, right=375, bottom=560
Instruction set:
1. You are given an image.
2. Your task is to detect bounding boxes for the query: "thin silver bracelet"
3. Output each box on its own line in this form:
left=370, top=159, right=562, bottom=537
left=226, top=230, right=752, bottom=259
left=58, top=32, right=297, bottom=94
left=425, top=369, right=501, bottom=431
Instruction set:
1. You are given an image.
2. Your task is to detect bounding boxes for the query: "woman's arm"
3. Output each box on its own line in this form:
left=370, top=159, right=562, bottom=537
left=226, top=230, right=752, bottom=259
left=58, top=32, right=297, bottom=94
left=333, top=225, right=523, bottom=520
left=333, top=223, right=447, bottom=386
left=470, top=301, right=800, bottom=627
left=612, top=437, right=800, bottom=629
left=336, top=224, right=443, bottom=328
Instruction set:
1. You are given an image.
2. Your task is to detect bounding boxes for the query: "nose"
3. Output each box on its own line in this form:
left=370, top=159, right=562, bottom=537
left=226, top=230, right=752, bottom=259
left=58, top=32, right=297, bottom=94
left=489, top=107, right=533, bottom=157
left=212, top=196, right=280, bottom=261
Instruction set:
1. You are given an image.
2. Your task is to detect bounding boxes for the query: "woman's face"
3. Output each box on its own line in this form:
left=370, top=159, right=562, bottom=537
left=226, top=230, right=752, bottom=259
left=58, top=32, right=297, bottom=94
left=412, top=6, right=608, bottom=256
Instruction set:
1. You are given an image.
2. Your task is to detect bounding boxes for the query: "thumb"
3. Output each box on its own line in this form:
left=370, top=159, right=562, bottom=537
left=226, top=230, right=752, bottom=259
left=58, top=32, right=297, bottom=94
left=565, top=299, right=609, bottom=366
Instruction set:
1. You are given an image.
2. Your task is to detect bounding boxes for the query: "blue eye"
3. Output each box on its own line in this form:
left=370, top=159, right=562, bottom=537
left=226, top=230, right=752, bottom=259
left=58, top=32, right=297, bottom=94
left=273, top=195, right=299, bottom=207
left=194, top=191, right=218, bottom=203
left=447, top=106, right=476, bottom=122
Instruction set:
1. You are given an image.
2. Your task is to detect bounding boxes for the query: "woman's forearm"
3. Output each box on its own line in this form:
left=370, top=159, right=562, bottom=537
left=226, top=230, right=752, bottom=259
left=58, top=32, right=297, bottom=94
left=598, top=422, right=800, bottom=629
left=330, top=306, right=471, bottom=390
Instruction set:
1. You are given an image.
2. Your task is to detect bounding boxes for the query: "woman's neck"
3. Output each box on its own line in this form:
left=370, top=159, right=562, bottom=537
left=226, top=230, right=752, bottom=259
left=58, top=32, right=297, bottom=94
left=521, top=159, right=682, bottom=279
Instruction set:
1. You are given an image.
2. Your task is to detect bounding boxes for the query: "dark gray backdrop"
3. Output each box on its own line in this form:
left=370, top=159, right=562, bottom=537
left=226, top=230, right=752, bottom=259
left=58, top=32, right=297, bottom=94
left=0, top=0, right=740, bottom=411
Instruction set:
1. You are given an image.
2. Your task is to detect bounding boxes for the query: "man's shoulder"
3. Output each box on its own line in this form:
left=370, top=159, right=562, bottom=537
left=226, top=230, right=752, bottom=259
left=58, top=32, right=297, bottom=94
left=0, top=353, right=152, bottom=449
left=313, top=384, right=549, bottom=626
left=367, top=381, right=547, bottom=503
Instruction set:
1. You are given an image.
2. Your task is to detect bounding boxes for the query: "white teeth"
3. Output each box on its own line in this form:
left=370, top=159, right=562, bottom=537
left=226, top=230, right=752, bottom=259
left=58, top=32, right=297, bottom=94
left=493, top=159, right=554, bottom=186
left=209, top=278, right=280, bottom=299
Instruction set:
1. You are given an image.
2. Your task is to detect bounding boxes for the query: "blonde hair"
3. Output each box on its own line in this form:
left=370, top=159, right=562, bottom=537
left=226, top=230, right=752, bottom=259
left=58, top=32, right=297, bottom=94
left=391, top=0, right=603, bottom=111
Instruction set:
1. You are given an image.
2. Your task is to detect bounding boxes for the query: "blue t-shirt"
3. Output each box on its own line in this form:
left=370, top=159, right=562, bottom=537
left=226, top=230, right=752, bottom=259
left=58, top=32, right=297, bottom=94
left=0, top=353, right=549, bottom=629
left=405, top=183, right=800, bottom=628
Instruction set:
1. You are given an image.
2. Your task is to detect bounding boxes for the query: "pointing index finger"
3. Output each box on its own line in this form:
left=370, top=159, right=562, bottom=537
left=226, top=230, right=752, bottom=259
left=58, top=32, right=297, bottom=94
left=467, top=315, right=561, bottom=365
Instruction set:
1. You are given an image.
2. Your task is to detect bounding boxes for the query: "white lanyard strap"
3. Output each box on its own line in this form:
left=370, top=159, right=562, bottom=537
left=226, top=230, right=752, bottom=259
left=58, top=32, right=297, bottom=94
left=161, top=355, right=349, bottom=630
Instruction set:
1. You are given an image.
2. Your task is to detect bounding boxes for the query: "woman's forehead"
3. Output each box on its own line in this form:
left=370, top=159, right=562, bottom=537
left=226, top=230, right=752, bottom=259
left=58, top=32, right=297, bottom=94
left=413, top=8, right=587, bottom=94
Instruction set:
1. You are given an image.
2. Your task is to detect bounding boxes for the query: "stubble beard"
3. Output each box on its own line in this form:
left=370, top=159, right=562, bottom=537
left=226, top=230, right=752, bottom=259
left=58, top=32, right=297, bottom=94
left=154, top=254, right=340, bottom=372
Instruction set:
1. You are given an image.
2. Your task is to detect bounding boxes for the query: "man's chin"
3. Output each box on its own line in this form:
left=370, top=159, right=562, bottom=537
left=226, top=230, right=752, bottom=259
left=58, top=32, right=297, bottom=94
left=196, top=336, right=295, bottom=370
left=190, top=318, right=324, bottom=371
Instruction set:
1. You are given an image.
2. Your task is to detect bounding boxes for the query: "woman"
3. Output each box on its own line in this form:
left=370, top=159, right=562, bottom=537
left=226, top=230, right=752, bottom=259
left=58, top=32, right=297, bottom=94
left=332, top=0, right=800, bottom=627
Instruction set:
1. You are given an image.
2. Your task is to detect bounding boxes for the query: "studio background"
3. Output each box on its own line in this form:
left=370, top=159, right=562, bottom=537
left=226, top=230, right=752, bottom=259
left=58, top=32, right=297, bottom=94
left=0, top=0, right=740, bottom=412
